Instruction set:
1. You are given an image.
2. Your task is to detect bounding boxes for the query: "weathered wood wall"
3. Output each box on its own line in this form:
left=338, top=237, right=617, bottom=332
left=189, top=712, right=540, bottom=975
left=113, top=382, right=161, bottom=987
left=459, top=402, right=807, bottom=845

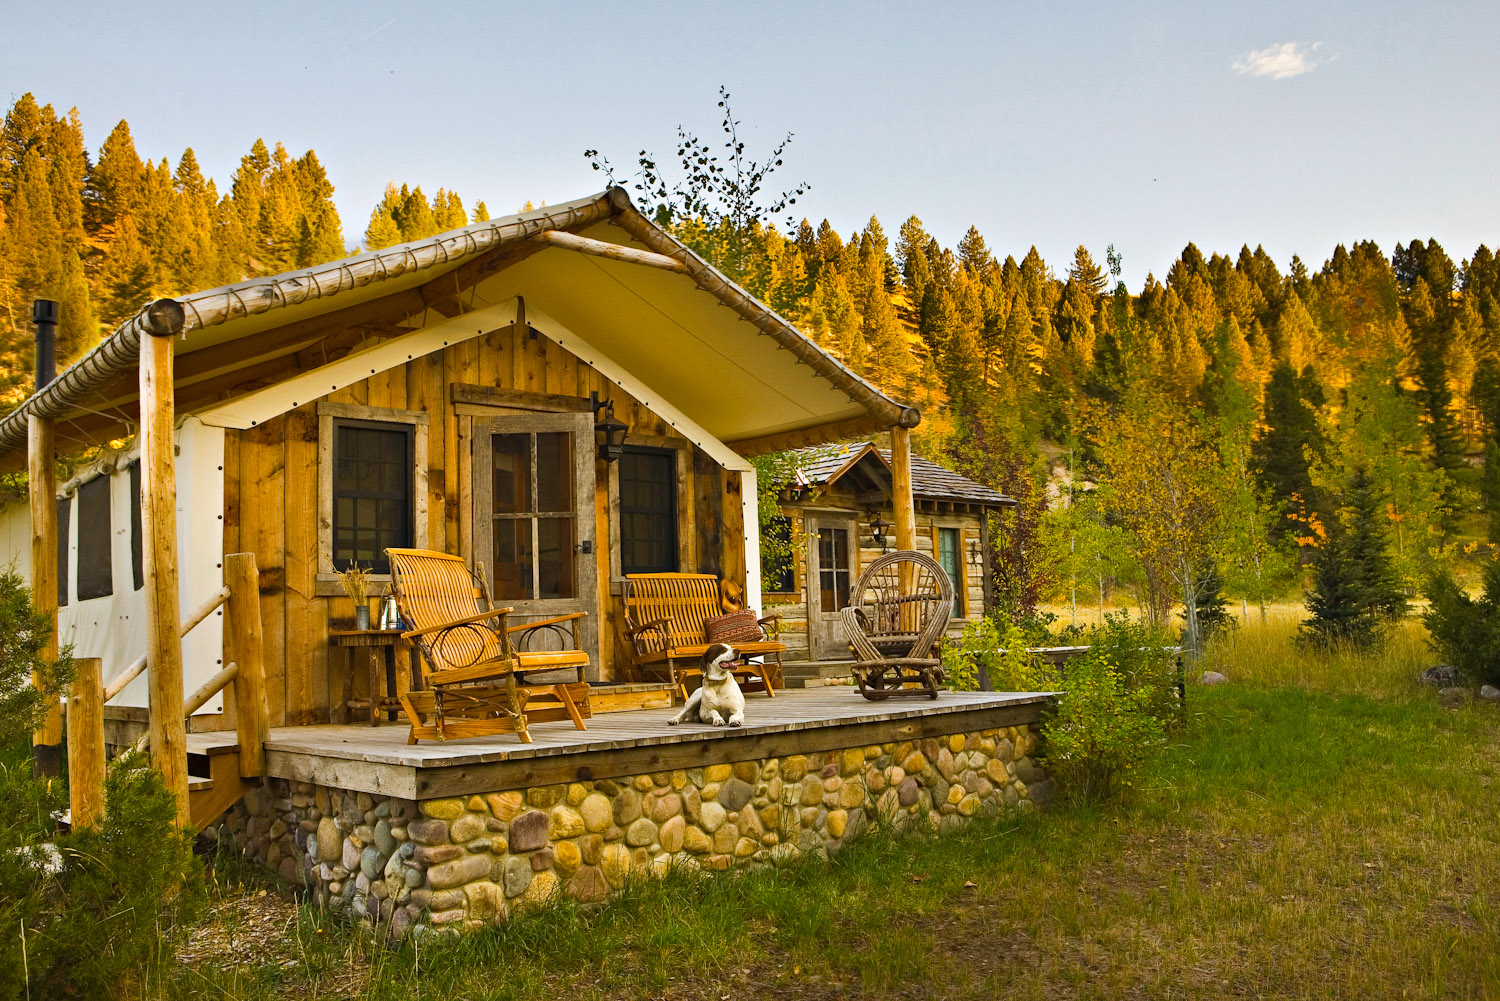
left=225, top=323, right=748, bottom=726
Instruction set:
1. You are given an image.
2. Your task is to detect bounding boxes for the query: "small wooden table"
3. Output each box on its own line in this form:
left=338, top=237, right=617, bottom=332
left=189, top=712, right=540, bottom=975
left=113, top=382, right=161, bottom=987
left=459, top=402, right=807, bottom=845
left=329, top=629, right=420, bottom=725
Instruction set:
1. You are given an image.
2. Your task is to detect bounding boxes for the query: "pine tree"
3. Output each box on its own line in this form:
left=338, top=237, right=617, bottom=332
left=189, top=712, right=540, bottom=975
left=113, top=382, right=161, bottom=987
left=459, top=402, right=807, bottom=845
left=1301, top=467, right=1407, bottom=647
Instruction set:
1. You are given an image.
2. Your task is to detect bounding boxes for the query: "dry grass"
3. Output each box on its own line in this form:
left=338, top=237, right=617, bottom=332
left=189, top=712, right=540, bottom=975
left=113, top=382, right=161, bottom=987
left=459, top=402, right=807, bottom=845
left=1202, top=603, right=1435, bottom=698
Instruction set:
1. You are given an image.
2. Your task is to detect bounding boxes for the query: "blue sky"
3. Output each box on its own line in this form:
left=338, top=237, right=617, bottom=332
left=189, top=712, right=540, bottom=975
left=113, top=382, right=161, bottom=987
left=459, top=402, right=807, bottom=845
left=6, top=0, right=1497, bottom=287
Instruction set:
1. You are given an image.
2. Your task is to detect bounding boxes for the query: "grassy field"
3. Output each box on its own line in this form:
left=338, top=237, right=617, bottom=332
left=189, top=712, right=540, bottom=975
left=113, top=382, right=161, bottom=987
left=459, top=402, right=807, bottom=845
left=169, top=617, right=1500, bottom=1000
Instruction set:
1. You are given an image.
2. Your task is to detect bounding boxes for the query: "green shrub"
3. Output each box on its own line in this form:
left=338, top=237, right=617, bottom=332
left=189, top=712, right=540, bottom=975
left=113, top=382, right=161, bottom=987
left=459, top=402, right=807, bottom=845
left=0, top=568, right=204, bottom=1000
left=1422, top=562, right=1500, bottom=686
left=1044, top=652, right=1168, bottom=804
left=946, top=612, right=1175, bottom=803
left=943, top=614, right=1059, bottom=693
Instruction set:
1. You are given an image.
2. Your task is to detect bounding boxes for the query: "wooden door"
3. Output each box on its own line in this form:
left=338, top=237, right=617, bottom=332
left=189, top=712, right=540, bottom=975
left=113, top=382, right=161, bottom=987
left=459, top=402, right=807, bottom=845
left=806, top=513, right=858, bottom=660
left=473, top=413, right=599, bottom=674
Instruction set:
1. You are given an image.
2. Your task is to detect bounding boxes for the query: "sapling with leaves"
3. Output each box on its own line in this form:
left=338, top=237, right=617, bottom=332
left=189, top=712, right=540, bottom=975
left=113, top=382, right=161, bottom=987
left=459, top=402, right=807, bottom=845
left=586, top=86, right=809, bottom=284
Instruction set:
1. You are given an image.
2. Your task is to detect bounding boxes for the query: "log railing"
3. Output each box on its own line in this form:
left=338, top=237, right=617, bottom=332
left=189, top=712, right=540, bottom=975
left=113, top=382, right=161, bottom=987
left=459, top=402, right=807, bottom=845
left=65, top=552, right=267, bottom=829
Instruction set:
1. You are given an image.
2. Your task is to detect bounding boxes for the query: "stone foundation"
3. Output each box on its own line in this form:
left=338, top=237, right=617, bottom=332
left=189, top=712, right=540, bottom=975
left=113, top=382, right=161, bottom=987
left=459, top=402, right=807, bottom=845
left=211, top=724, right=1051, bottom=934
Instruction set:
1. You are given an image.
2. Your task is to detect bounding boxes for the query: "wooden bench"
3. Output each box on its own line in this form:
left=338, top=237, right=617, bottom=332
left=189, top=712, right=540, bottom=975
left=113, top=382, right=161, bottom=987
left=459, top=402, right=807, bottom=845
left=623, top=573, right=784, bottom=702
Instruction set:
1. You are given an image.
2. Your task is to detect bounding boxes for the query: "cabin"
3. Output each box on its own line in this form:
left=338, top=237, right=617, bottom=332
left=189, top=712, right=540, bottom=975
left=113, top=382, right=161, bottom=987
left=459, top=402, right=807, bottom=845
left=766, top=443, right=1014, bottom=670
left=0, top=188, right=1053, bottom=929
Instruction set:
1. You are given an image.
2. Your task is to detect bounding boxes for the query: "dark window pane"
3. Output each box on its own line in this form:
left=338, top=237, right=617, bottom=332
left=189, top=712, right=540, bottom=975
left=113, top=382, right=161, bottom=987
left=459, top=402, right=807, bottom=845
left=493, top=519, right=533, bottom=601
left=76, top=476, right=113, bottom=600
left=537, top=518, right=575, bottom=599
left=764, top=516, right=793, bottom=591
left=619, top=448, right=677, bottom=574
left=491, top=434, right=530, bottom=515
left=56, top=497, right=69, bottom=606
left=536, top=432, right=572, bottom=513
left=128, top=460, right=143, bottom=591
left=332, top=422, right=412, bottom=573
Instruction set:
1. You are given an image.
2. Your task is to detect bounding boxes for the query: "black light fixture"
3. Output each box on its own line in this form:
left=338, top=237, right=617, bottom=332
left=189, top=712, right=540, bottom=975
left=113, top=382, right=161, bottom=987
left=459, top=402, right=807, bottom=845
left=868, top=509, right=890, bottom=553
left=968, top=538, right=985, bottom=568
left=591, top=391, right=628, bottom=463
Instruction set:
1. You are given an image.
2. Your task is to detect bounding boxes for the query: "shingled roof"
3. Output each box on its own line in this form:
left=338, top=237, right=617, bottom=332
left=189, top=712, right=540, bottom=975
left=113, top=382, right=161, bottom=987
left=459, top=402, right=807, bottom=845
left=792, top=443, right=1014, bottom=507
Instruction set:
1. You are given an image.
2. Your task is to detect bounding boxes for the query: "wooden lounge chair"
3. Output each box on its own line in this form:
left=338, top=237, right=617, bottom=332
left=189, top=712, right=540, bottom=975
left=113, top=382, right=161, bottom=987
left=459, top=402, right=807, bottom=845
left=386, top=548, right=589, bottom=743
left=841, top=550, right=953, bottom=700
left=623, top=573, right=784, bottom=702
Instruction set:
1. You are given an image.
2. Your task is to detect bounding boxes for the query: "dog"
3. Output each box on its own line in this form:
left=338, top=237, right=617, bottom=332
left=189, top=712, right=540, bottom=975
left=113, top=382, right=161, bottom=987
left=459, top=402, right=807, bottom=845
left=667, top=643, right=747, bottom=727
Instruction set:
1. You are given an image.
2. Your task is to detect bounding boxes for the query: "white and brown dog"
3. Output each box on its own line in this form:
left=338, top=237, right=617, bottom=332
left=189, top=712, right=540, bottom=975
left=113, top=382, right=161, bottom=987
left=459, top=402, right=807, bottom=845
left=667, top=643, right=747, bottom=727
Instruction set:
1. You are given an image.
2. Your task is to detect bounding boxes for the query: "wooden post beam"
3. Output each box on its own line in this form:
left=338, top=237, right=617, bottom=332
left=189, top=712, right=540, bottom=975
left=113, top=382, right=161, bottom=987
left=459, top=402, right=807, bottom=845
left=532, top=229, right=691, bottom=274
left=889, top=425, right=918, bottom=553
left=140, top=326, right=190, bottom=827
left=226, top=552, right=268, bottom=778
left=66, top=657, right=105, bottom=829
left=28, top=414, right=62, bottom=776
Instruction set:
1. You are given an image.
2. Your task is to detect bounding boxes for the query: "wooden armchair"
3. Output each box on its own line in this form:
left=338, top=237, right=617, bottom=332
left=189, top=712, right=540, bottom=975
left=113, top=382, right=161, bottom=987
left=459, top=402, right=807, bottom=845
left=841, top=550, right=953, bottom=700
left=386, top=548, right=589, bottom=743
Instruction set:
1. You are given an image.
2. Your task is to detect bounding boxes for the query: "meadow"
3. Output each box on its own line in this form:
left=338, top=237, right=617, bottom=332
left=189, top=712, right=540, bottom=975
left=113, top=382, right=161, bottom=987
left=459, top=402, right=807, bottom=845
left=165, top=611, right=1500, bottom=1000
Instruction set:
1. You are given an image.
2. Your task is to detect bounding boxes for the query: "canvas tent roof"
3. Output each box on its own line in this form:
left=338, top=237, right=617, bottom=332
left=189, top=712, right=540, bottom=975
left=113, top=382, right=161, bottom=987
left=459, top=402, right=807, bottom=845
left=0, top=188, right=917, bottom=470
left=792, top=442, right=1013, bottom=507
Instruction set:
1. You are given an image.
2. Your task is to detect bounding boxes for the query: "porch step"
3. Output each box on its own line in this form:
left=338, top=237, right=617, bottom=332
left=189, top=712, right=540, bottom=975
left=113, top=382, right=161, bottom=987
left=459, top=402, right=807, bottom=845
left=780, top=661, right=857, bottom=688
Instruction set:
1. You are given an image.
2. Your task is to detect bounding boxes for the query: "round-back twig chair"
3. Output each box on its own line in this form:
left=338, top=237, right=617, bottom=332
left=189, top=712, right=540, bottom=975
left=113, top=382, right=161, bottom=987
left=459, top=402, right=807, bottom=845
left=840, top=550, right=954, bottom=700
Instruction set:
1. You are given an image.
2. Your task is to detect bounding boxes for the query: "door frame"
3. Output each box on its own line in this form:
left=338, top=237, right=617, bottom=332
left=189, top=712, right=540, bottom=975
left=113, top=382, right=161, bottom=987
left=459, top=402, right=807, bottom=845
left=805, top=511, right=860, bottom=660
left=472, top=410, right=600, bottom=674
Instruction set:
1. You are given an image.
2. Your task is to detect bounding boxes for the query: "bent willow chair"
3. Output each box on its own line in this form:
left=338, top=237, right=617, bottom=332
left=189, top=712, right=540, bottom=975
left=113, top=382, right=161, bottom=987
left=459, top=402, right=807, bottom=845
left=841, top=550, right=954, bottom=700
left=386, top=548, right=589, bottom=743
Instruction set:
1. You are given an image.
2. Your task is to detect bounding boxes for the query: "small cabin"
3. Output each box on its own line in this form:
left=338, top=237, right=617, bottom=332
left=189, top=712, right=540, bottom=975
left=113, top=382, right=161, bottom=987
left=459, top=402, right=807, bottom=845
left=765, top=443, right=1014, bottom=663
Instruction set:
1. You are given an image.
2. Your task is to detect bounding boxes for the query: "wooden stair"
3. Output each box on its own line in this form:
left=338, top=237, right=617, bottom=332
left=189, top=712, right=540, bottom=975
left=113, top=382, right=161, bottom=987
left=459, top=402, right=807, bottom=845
left=187, top=740, right=253, bottom=830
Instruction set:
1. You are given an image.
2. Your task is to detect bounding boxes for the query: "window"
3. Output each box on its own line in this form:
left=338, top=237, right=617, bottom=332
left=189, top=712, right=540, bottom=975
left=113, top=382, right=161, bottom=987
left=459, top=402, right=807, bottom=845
left=56, top=497, right=70, bottom=606
left=618, top=447, right=677, bottom=575
left=75, top=476, right=113, bottom=600
left=128, top=460, right=143, bottom=591
left=763, top=515, right=795, bottom=592
left=937, top=527, right=963, bottom=615
left=818, top=526, right=852, bottom=612
left=331, top=420, right=413, bottom=574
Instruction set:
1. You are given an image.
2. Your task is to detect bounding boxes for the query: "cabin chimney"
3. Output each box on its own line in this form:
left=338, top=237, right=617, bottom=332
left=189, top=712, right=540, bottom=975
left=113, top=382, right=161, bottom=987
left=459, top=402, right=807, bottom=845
left=32, top=299, right=58, bottom=391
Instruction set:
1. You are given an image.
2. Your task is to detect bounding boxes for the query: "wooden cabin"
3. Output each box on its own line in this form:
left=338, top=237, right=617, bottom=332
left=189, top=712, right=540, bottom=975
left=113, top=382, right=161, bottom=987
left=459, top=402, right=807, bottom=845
left=0, top=188, right=933, bottom=810
left=766, top=443, right=1014, bottom=663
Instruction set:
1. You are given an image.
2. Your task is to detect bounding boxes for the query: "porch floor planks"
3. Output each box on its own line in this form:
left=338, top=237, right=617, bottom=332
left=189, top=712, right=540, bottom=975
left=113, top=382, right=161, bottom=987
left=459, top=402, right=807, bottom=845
left=186, top=688, right=1054, bottom=781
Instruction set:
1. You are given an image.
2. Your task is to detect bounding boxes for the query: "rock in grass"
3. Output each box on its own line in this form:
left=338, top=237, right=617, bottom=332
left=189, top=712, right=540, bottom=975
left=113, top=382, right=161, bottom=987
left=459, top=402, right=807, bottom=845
left=1200, top=671, right=1228, bottom=686
left=1438, top=686, right=1469, bottom=710
left=1479, top=684, right=1500, bottom=702
left=1420, top=665, right=1462, bottom=688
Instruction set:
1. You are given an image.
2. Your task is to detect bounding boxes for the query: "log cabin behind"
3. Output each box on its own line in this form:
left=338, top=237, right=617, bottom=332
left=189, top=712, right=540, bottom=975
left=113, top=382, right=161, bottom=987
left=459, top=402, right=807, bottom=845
left=767, top=443, right=1014, bottom=662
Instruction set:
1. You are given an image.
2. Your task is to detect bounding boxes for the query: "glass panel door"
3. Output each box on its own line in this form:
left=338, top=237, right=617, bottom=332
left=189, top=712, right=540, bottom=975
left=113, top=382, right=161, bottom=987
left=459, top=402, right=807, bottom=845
left=473, top=412, right=598, bottom=671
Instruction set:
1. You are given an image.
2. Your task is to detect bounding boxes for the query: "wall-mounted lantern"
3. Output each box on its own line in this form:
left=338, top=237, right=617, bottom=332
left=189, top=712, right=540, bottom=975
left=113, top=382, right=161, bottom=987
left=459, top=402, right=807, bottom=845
left=591, top=392, right=628, bottom=463
left=868, top=509, right=890, bottom=553
left=968, top=538, right=985, bottom=568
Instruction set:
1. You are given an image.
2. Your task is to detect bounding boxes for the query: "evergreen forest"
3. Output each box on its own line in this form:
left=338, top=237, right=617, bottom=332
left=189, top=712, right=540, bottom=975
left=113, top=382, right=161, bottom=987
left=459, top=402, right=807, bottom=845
left=4, top=92, right=1498, bottom=636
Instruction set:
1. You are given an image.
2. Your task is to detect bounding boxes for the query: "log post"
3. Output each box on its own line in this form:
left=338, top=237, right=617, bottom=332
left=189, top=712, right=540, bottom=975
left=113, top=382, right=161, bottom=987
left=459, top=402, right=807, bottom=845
left=889, top=426, right=918, bottom=553
left=140, top=315, right=190, bottom=827
left=225, top=553, right=268, bottom=778
left=66, top=657, right=105, bottom=829
left=28, top=414, right=62, bottom=776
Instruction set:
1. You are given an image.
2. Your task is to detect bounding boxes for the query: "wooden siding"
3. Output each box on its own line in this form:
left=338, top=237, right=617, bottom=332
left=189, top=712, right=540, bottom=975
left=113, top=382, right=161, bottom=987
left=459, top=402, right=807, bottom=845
left=226, top=323, right=750, bottom=726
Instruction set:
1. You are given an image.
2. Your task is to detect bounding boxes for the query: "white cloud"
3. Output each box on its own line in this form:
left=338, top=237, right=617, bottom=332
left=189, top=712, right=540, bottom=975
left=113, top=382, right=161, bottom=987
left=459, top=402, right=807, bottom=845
left=1233, top=41, right=1322, bottom=80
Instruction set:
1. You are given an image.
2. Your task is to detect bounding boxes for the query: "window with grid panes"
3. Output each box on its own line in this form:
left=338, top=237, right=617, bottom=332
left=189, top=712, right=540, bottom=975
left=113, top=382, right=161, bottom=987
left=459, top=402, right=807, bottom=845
left=618, top=447, right=678, bottom=574
left=937, top=527, right=962, bottom=615
left=331, top=420, right=413, bottom=574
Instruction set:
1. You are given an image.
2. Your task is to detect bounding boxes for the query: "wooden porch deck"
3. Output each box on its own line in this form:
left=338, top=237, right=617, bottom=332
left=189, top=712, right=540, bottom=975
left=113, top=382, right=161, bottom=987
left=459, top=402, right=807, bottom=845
left=187, top=688, right=1053, bottom=800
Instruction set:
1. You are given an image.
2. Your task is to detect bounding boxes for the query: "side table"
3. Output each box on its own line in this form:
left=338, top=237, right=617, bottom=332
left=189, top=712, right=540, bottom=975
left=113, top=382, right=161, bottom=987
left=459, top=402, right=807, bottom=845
left=329, top=629, right=420, bottom=725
